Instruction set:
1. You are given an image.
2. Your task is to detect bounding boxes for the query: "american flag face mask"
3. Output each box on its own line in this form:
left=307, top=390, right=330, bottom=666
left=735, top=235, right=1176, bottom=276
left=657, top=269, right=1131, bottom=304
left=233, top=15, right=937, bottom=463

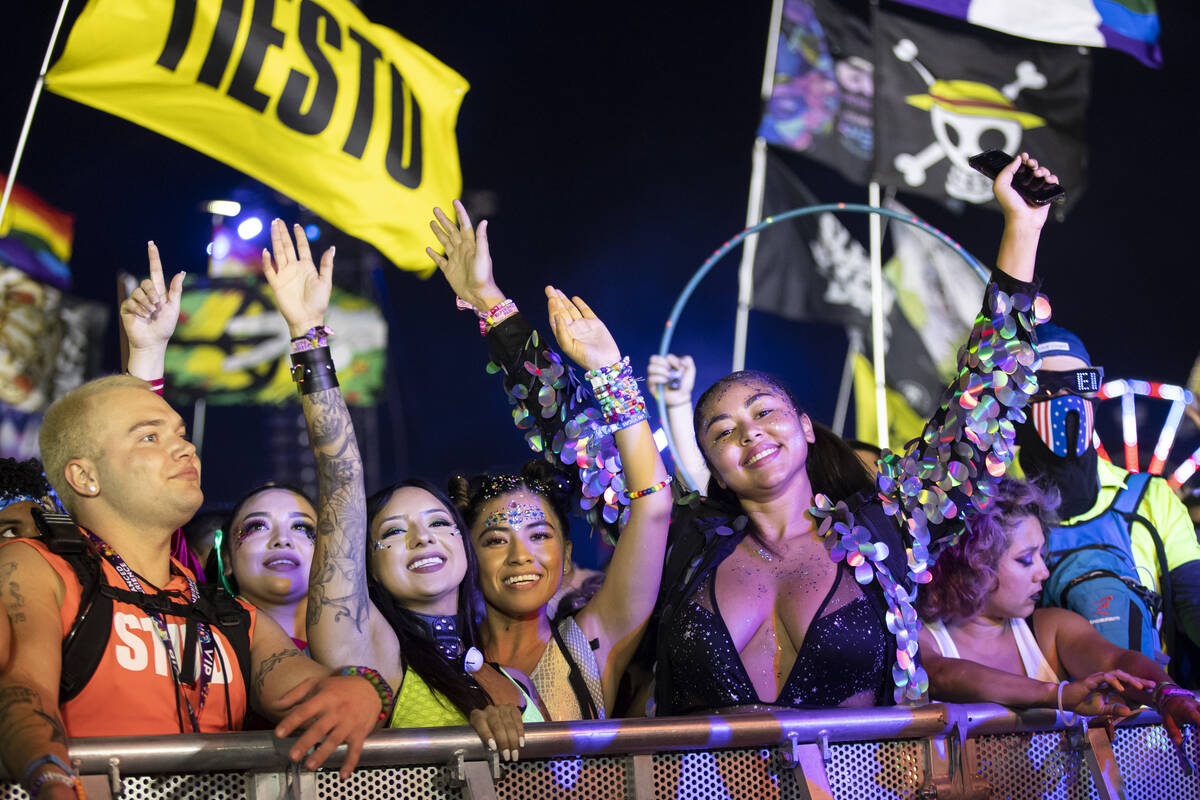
left=1030, top=394, right=1094, bottom=458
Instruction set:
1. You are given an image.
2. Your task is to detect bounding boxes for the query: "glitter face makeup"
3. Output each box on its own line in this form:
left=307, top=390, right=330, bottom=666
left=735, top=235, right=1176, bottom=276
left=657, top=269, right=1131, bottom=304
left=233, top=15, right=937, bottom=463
left=482, top=501, right=547, bottom=531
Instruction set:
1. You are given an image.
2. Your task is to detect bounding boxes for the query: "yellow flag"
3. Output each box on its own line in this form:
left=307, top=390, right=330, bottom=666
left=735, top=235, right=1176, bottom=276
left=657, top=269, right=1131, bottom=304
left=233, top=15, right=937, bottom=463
left=46, top=0, right=468, bottom=273
left=852, top=352, right=929, bottom=452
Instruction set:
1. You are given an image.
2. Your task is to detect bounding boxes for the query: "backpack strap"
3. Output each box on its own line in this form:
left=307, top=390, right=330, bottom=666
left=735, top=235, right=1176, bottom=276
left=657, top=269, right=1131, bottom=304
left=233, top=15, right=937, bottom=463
left=199, top=583, right=253, bottom=699
left=549, top=617, right=601, bottom=720
left=1111, top=472, right=1153, bottom=516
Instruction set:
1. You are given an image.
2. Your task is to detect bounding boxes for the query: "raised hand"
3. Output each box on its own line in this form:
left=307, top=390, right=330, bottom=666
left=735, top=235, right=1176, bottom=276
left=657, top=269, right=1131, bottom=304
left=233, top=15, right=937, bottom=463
left=647, top=354, right=696, bottom=407
left=545, top=286, right=621, bottom=372
left=426, top=199, right=505, bottom=311
left=121, top=241, right=184, bottom=353
left=261, top=219, right=334, bottom=337
left=993, top=152, right=1058, bottom=230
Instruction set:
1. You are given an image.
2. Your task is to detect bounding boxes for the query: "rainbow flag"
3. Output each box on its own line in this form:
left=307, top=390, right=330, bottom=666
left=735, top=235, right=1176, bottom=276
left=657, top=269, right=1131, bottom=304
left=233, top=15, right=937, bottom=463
left=892, top=1, right=1162, bottom=67
left=0, top=175, right=74, bottom=263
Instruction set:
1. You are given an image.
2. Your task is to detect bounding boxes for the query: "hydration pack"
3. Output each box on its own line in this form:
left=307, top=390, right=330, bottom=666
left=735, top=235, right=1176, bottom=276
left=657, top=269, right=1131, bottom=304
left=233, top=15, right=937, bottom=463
left=1043, top=472, right=1172, bottom=665
left=33, top=509, right=252, bottom=707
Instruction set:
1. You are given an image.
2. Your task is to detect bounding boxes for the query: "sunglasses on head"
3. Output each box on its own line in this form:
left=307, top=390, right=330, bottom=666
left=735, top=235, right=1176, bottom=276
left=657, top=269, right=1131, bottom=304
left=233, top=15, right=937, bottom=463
left=1032, top=367, right=1103, bottom=399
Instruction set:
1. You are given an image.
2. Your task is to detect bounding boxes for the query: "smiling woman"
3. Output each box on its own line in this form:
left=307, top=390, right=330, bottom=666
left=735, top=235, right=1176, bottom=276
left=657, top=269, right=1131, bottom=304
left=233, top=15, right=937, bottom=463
left=206, top=484, right=317, bottom=651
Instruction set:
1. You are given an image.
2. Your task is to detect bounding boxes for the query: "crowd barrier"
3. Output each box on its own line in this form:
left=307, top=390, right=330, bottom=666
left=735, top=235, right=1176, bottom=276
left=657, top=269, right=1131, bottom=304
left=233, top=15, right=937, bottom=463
left=2, top=702, right=1197, bottom=799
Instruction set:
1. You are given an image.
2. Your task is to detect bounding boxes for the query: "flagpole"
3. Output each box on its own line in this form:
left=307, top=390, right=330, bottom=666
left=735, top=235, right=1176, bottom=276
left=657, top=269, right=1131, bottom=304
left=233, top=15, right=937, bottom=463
left=732, top=0, right=784, bottom=372
left=868, top=180, right=889, bottom=449
left=0, top=0, right=72, bottom=229
left=831, top=329, right=861, bottom=437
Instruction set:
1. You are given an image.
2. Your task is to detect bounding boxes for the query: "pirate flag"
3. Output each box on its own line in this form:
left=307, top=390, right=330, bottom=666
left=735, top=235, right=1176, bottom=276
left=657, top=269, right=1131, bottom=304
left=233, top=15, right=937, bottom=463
left=751, top=150, right=946, bottom=423
left=873, top=4, right=1091, bottom=214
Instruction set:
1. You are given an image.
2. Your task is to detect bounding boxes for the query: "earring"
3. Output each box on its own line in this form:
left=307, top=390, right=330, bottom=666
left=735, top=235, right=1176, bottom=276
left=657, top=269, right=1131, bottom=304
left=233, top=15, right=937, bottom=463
left=88, top=485, right=97, bottom=494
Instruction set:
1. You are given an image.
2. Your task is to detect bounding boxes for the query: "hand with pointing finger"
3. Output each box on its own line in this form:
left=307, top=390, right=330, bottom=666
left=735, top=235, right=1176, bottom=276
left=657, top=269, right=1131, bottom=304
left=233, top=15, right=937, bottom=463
left=122, top=240, right=184, bottom=380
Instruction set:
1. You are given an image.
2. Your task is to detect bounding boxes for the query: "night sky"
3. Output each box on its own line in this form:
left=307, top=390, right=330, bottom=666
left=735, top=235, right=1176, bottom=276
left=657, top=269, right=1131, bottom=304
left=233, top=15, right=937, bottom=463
left=4, top=2, right=1198, bottom=561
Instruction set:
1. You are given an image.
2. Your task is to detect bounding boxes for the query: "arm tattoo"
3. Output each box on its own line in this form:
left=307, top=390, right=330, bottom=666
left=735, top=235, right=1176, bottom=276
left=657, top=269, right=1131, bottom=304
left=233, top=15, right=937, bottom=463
left=1, top=561, right=27, bottom=624
left=252, top=648, right=304, bottom=698
left=301, top=388, right=370, bottom=633
left=0, top=686, right=68, bottom=748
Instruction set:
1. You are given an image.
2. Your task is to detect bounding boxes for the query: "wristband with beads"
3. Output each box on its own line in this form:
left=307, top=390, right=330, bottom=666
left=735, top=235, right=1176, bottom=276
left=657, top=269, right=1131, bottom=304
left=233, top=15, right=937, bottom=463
left=335, top=665, right=395, bottom=721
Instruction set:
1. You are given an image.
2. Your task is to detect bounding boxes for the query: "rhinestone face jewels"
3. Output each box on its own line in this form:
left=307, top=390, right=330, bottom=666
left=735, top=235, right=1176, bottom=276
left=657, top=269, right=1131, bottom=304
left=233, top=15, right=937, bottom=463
left=482, top=501, right=548, bottom=531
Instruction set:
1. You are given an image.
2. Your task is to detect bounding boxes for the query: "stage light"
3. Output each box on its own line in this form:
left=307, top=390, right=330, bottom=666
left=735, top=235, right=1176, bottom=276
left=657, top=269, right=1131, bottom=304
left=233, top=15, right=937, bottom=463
left=204, top=200, right=241, bottom=217
left=237, top=217, right=264, bottom=240
left=212, top=233, right=232, bottom=260
left=206, top=242, right=213, bottom=256
left=304, top=224, right=320, bottom=240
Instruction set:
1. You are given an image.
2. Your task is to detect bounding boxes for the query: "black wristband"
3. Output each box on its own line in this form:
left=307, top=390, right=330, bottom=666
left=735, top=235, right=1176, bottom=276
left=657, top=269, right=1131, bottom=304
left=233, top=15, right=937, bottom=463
left=290, top=346, right=339, bottom=395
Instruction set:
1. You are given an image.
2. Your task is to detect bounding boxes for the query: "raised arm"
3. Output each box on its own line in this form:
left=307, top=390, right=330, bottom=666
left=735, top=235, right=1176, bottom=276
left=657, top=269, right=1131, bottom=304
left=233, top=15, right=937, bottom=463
left=122, top=241, right=184, bottom=384
left=877, top=154, right=1057, bottom=554
left=260, top=221, right=402, bottom=690
left=647, top=354, right=711, bottom=491
left=544, top=288, right=673, bottom=709
left=0, top=542, right=76, bottom=800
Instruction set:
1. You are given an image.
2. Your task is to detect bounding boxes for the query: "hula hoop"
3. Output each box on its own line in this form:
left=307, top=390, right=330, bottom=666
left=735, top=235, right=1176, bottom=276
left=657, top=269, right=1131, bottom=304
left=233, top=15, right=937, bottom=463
left=657, top=203, right=989, bottom=492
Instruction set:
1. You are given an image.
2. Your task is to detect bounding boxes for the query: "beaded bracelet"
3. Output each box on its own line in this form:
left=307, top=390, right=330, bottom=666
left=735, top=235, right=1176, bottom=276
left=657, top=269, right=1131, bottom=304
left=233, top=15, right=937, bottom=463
left=456, top=297, right=519, bottom=335
left=628, top=476, right=672, bottom=500
left=585, top=357, right=647, bottom=426
left=23, top=754, right=84, bottom=799
left=290, top=346, right=339, bottom=395
left=28, top=771, right=85, bottom=799
left=336, top=665, right=394, bottom=721
left=290, top=324, right=334, bottom=354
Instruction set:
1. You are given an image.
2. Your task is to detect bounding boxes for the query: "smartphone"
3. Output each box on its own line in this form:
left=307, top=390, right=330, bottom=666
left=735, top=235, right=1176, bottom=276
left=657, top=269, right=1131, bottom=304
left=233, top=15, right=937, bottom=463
left=967, top=150, right=1066, bottom=206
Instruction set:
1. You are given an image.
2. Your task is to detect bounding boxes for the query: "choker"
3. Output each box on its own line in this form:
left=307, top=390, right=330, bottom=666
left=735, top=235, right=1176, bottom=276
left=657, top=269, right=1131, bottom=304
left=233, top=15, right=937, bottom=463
left=413, top=612, right=483, bottom=673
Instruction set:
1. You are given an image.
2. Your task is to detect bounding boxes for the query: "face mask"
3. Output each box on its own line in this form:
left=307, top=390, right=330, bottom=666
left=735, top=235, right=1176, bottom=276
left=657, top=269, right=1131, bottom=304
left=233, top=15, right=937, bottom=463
left=1029, top=395, right=1094, bottom=458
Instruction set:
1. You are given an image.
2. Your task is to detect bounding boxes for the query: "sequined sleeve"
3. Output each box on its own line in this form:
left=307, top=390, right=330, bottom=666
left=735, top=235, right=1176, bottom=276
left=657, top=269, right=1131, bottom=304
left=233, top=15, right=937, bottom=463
left=873, top=272, right=1047, bottom=557
left=484, top=314, right=629, bottom=541
left=811, top=272, right=1047, bottom=704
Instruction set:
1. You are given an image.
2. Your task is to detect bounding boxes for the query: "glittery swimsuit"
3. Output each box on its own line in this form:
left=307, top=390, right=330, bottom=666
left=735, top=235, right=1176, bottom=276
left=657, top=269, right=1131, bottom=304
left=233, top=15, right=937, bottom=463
left=666, top=564, right=887, bottom=711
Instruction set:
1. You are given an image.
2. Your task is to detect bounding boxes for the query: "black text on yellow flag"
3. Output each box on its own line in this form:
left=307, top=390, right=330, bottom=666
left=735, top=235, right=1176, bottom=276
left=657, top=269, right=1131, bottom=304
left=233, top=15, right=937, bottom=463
left=46, top=0, right=469, bottom=273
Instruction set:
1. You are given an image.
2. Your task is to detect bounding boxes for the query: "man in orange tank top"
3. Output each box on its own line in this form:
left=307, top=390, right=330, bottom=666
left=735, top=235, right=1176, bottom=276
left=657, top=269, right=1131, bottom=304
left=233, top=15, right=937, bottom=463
left=0, top=243, right=384, bottom=798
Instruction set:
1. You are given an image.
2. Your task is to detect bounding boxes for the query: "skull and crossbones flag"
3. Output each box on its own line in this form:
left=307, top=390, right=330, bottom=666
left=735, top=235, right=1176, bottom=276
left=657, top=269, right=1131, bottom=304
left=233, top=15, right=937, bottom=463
left=873, top=4, right=1091, bottom=214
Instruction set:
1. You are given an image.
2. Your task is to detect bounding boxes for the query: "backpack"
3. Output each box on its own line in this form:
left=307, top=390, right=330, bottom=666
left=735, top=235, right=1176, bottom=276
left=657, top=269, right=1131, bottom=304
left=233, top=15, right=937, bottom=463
left=33, top=509, right=253, bottom=711
left=1043, top=472, right=1174, bottom=666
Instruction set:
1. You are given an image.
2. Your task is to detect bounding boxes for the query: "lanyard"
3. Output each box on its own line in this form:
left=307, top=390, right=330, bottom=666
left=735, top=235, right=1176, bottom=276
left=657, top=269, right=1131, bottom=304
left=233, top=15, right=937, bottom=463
left=85, top=532, right=216, bottom=732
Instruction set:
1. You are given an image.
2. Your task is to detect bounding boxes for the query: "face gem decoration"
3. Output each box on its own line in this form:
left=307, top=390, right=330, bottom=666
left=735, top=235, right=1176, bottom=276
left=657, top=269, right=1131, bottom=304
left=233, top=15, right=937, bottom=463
left=483, top=501, right=547, bottom=531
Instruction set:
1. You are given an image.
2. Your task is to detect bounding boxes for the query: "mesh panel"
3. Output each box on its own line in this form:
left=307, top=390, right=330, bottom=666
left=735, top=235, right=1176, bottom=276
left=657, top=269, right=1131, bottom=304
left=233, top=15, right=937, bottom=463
left=499, top=756, right=626, bottom=799
left=318, top=765, right=459, bottom=799
left=826, top=741, right=925, bottom=799
left=1110, top=724, right=1200, bottom=800
left=975, top=731, right=1091, bottom=800
left=653, top=748, right=801, bottom=800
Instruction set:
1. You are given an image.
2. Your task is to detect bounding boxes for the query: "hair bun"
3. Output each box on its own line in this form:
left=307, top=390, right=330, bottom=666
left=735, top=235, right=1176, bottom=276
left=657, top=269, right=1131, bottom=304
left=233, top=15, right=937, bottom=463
left=446, top=475, right=472, bottom=511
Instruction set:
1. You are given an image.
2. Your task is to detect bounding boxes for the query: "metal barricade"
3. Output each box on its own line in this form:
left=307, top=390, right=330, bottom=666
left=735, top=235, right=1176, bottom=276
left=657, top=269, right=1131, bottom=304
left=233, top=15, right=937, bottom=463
left=2, top=703, right=1196, bottom=799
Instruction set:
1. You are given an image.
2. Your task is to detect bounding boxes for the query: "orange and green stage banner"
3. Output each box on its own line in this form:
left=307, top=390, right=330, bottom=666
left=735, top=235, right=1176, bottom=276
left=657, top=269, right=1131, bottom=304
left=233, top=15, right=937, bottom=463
left=46, top=0, right=468, bottom=273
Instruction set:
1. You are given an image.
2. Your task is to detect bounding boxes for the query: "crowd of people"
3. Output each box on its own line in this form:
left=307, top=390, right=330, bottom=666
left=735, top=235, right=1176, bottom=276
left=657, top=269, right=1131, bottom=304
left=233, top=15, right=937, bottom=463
left=1, top=154, right=1198, bottom=797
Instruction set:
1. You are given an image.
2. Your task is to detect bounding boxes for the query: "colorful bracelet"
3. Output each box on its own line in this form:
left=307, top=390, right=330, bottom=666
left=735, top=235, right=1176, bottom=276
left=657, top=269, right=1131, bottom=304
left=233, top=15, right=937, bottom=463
left=290, top=346, right=339, bottom=395
left=1153, top=682, right=1193, bottom=706
left=336, top=665, right=394, bottom=721
left=28, top=771, right=85, bottom=799
left=456, top=297, right=518, bottom=335
left=23, top=754, right=83, bottom=798
left=585, top=357, right=647, bottom=425
left=290, top=324, right=334, bottom=354
left=628, top=476, right=672, bottom=500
